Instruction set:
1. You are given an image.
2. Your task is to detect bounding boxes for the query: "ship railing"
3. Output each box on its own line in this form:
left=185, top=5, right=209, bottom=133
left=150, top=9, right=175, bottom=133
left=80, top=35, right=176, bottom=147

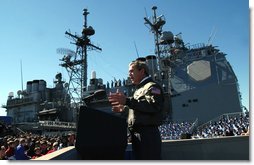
left=39, top=120, right=76, bottom=129
left=15, top=127, right=26, bottom=134
left=6, top=97, right=34, bottom=107
left=186, top=43, right=206, bottom=50
left=189, top=118, right=198, bottom=133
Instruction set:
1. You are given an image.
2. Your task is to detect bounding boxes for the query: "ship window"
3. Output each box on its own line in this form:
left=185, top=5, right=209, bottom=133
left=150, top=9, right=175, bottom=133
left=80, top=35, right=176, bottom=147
left=193, top=99, right=198, bottom=102
left=182, top=104, right=188, bottom=107
left=171, top=93, right=181, bottom=97
left=188, top=99, right=192, bottom=103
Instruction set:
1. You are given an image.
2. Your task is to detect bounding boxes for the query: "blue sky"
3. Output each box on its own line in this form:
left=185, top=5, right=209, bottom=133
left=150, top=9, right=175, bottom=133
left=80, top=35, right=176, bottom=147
left=0, top=0, right=250, bottom=116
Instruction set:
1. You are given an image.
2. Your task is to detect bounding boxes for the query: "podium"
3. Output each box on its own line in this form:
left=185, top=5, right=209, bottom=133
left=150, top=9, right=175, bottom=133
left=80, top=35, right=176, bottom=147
left=75, top=106, right=127, bottom=160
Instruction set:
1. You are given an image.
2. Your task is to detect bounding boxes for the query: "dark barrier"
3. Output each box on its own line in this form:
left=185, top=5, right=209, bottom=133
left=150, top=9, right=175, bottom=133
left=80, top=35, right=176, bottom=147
left=75, top=106, right=127, bottom=160
left=180, top=133, right=192, bottom=139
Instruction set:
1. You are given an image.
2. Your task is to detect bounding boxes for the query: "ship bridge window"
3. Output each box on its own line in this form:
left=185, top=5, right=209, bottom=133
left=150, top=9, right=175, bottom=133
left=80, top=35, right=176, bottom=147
left=182, top=103, right=188, bottom=107
left=187, top=60, right=211, bottom=81
left=193, top=99, right=198, bottom=102
left=171, top=93, right=181, bottom=97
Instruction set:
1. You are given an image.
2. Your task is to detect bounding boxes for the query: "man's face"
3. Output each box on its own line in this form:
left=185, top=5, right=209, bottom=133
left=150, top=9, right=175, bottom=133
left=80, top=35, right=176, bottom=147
left=35, top=149, right=41, bottom=154
left=21, top=141, right=27, bottom=146
left=11, top=143, right=15, bottom=148
left=41, top=143, right=47, bottom=149
left=128, top=64, right=144, bottom=85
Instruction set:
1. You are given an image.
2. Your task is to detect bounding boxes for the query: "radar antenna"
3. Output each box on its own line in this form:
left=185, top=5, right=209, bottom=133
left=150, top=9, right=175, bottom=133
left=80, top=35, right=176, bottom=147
left=144, top=6, right=166, bottom=71
left=133, top=41, right=140, bottom=58
left=58, top=8, right=102, bottom=108
left=144, top=6, right=174, bottom=95
left=207, top=26, right=217, bottom=45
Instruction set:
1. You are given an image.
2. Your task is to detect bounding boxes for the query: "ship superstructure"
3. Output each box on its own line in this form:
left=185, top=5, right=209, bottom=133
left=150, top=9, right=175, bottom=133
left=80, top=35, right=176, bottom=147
left=3, top=73, right=76, bottom=133
left=84, top=6, right=243, bottom=125
left=142, top=6, right=243, bottom=124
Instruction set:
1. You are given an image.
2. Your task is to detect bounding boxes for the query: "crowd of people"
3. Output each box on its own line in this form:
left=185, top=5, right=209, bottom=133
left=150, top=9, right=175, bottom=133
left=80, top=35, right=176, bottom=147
left=159, top=121, right=194, bottom=140
left=193, top=113, right=249, bottom=138
left=0, top=132, right=75, bottom=160
left=0, top=112, right=249, bottom=160
left=159, top=112, right=249, bottom=140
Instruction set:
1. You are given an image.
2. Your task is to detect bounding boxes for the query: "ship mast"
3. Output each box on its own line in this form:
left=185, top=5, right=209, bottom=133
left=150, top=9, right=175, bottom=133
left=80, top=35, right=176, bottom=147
left=144, top=6, right=174, bottom=95
left=144, top=6, right=165, bottom=72
left=60, top=8, right=102, bottom=105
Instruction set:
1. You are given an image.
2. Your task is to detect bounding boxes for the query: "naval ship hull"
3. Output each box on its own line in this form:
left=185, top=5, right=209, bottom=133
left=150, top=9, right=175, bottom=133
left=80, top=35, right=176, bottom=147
left=171, top=82, right=242, bottom=124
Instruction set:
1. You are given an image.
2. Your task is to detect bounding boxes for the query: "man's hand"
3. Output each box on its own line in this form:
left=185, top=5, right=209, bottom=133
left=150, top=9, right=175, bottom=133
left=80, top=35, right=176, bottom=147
left=108, top=89, right=127, bottom=112
left=111, top=104, right=125, bottom=112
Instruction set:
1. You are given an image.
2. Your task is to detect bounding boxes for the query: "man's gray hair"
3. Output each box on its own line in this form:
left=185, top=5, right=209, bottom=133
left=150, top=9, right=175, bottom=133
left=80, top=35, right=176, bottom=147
left=129, top=60, right=149, bottom=76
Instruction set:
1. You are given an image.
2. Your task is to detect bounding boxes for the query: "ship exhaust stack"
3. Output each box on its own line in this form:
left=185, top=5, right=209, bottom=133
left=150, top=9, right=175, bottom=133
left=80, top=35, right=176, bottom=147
left=146, top=55, right=158, bottom=80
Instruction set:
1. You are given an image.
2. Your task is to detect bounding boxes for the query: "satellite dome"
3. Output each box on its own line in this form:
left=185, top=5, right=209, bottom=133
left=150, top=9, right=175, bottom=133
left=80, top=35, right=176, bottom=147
left=82, top=26, right=95, bottom=36
left=160, top=31, right=174, bottom=44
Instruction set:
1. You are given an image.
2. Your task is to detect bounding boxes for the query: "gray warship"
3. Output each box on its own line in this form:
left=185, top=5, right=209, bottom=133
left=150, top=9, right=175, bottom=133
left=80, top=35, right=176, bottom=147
left=82, top=6, right=244, bottom=126
left=1, top=5, right=249, bottom=160
left=2, top=6, right=245, bottom=135
left=2, top=73, right=77, bottom=135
